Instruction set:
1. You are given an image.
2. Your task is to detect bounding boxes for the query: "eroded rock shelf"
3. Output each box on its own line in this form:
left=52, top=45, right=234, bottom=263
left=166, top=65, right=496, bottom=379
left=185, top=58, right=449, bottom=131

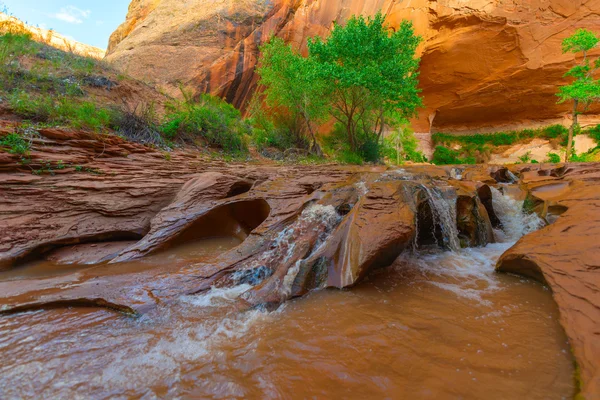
left=1, top=127, right=599, bottom=397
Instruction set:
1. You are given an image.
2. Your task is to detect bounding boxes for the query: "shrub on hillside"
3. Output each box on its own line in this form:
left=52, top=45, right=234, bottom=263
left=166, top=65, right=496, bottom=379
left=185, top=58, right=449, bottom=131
left=159, top=94, right=249, bottom=154
left=0, top=32, right=37, bottom=66
left=541, top=124, right=568, bottom=139
left=7, top=90, right=113, bottom=130
left=109, top=103, right=165, bottom=147
left=0, top=132, right=29, bottom=154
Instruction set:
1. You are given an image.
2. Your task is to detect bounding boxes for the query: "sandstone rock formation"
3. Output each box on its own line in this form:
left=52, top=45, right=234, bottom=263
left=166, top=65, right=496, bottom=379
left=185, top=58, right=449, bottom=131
left=0, top=13, right=105, bottom=59
left=497, top=163, right=600, bottom=399
left=2, top=122, right=600, bottom=396
left=106, top=0, right=600, bottom=133
left=0, top=122, right=498, bottom=313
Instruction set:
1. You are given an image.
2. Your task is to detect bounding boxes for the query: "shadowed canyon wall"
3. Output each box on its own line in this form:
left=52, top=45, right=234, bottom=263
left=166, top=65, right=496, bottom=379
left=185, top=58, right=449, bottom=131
left=106, top=0, right=600, bottom=134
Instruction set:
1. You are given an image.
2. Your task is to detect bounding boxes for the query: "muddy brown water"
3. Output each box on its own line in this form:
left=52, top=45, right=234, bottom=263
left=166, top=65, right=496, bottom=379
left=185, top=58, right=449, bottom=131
left=0, top=238, right=574, bottom=399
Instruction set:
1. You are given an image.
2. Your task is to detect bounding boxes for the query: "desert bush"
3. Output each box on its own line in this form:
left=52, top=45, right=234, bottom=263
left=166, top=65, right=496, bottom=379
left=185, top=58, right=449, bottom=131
left=546, top=152, right=562, bottom=163
left=0, top=132, right=29, bottom=154
left=159, top=94, right=249, bottom=154
left=584, top=124, right=600, bottom=146
left=109, top=103, right=165, bottom=147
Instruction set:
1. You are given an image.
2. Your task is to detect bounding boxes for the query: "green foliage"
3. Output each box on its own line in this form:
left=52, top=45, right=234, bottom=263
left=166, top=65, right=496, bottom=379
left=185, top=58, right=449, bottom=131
left=0, top=132, right=29, bottom=154
left=7, top=90, right=113, bottom=130
left=159, top=94, right=249, bottom=154
left=432, top=125, right=569, bottom=148
left=337, top=150, right=364, bottom=165
left=432, top=146, right=476, bottom=165
left=546, top=152, right=562, bottom=163
left=562, top=28, right=600, bottom=54
left=254, top=14, right=423, bottom=162
left=0, top=32, right=38, bottom=65
left=558, top=29, right=600, bottom=162
left=247, top=96, right=307, bottom=152
left=570, top=148, right=600, bottom=162
left=431, top=125, right=576, bottom=163
left=542, top=124, right=569, bottom=139
left=382, top=125, right=426, bottom=164
left=518, top=151, right=532, bottom=163
left=257, top=37, right=327, bottom=152
left=585, top=124, right=600, bottom=145
left=308, top=13, right=422, bottom=156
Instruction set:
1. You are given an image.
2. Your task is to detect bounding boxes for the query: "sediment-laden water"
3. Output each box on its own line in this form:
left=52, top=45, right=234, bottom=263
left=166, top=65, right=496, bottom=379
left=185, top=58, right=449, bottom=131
left=0, top=186, right=575, bottom=399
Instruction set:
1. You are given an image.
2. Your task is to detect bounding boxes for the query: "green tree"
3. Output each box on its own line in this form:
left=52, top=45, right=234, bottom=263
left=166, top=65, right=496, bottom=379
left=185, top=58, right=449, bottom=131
left=308, top=13, right=422, bottom=154
left=384, top=123, right=425, bottom=164
left=557, top=29, right=600, bottom=162
left=257, top=37, right=328, bottom=155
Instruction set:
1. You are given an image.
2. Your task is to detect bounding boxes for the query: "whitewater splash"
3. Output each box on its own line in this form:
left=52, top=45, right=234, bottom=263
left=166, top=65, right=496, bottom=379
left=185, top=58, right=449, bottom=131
left=490, top=186, right=545, bottom=242
left=417, top=184, right=461, bottom=252
left=104, top=205, right=342, bottom=390
left=405, top=186, right=545, bottom=305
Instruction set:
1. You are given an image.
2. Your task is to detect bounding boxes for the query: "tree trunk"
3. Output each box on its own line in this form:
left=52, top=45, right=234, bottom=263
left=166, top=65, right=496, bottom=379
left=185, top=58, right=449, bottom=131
left=347, top=120, right=355, bottom=152
left=303, top=112, right=323, bottom=157
left=565, top=99, right=579, bottom=162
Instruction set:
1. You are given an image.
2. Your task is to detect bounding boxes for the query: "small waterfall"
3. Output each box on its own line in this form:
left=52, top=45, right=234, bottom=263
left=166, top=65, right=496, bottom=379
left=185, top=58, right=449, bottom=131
left=490, top=187, right=545, bottom=242
left=415, top=184, right=461, bottom=252
left=506, top=170, right=519, bottom=183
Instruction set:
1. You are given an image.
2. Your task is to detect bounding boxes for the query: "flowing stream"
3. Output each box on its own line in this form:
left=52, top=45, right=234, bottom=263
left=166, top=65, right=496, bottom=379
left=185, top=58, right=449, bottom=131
left=0, top=188, right=575, bottom=399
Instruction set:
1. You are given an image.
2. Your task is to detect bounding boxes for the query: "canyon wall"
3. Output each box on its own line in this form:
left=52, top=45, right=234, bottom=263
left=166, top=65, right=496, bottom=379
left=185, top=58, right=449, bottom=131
left=106, top=0, right=600, bottom=133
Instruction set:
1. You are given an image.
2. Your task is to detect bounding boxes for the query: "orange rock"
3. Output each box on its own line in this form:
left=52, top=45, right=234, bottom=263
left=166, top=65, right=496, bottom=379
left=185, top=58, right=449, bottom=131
left=497, top=162, right=600, bottom=399
left=106, top=0, right=600, bottom=133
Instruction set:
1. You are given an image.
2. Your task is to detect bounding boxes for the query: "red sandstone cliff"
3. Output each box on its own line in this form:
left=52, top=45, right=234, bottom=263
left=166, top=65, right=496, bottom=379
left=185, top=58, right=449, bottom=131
left=105, top=0, right=600, bottom=133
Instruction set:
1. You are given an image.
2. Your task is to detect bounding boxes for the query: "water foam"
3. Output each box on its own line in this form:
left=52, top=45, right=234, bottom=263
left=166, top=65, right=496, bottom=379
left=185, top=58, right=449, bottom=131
left=405, top=188, right=545, bottom=305
left=401, top=242, right=513, bottom=305
left=491, top=187, right=545, bottom=242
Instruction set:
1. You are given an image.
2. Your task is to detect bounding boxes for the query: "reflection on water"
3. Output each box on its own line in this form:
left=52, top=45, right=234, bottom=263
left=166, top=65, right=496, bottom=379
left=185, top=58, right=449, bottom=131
left=0, top=241, right=574, bottom=399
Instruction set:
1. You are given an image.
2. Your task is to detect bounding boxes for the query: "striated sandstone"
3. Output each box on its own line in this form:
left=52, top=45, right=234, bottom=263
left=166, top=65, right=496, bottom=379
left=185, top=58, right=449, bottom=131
left=106, top=0, right=600, bottom=133
left=2, top=125, right=600, bottom=396
left=497, top=163, right=600, bottom=399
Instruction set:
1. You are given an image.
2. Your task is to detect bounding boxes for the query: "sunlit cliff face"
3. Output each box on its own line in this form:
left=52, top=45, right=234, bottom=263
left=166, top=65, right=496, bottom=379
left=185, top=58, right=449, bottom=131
left=106, top=0, right=600, bottom=133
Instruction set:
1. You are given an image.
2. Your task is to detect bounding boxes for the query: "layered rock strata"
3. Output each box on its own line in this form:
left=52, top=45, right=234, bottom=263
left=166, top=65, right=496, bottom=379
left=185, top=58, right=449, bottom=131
left=1, top=124, right=599, bottom=396
left=106, top=0, right=600, bottom=132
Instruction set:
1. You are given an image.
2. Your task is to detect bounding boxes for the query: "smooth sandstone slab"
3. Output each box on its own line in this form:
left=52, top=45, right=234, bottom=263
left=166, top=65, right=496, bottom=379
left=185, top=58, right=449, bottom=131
left=497, top=164, right=600, bottom=399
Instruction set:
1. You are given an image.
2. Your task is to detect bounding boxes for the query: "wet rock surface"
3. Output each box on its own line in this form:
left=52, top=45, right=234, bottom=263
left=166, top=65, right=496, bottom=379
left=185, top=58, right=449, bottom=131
left=1, top=128, right=599, bottom=397
left=497, top=163, right=600, bottom=399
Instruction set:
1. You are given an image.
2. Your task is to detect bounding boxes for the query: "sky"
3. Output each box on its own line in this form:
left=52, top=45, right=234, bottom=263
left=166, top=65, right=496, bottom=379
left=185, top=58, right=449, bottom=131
left=1, top=0, right=130, bottom=49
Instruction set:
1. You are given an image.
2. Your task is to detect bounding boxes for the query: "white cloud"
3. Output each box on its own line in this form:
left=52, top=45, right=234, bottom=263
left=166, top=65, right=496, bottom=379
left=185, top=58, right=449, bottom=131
left=96, top=20, right=104, bottom=26
left=51, top=6, right=91, bottom=24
